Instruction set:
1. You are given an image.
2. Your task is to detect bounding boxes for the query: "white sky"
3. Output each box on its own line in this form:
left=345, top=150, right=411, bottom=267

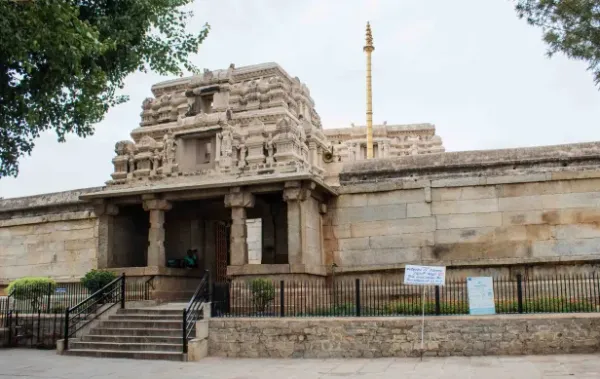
left=1, top=0, right=599, bottom=199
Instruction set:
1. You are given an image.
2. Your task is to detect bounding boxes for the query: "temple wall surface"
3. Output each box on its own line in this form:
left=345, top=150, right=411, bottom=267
left=328, top=142, right=600, bottom=276
left=0, top=188, right=102, bottom=288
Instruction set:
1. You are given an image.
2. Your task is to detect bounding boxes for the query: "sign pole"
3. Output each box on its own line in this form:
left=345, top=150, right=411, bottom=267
left=421, top=286, right=425, bottom=355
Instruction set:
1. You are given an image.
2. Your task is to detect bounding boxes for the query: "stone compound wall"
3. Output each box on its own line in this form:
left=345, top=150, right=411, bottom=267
left=208, top=313, right=600, bottom=358
left=326, top=142, right=600, bottom=275
left=0, top=188, right=101, bottom=288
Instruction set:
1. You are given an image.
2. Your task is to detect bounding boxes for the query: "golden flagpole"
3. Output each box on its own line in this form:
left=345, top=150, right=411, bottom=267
left=364, top=22, right=375, bottom=159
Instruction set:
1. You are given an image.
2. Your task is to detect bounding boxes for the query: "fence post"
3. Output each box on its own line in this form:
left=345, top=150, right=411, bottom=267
left=120, top=273, right=126, bottom=309
left=355, top=279, right=361, bottom=317
left=516, top=274, right=524, bottom=314
left=46, top=283, right=52, bottom=313
left=7, top=312, right=12, bottom=347
left=63, top=309, right=69, bottom=351
left=182, top=308, right=188, bottom=354
left=280, top=281, right=285, bottom=317
left=435, top=286, right=441, bottom=315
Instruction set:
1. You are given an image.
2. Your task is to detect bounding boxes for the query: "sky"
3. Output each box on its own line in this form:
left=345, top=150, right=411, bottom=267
left=1, top=0, right=600, bottom=199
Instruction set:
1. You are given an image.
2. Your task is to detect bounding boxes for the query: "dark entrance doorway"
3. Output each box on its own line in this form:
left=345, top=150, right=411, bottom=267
left=215, top=221, right=229, bottom=283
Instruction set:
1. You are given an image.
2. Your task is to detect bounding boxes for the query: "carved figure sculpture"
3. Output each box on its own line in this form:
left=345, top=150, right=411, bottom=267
left=265, top=133, right=275, bottom=164
left=237, top=140, right=247, bottom=169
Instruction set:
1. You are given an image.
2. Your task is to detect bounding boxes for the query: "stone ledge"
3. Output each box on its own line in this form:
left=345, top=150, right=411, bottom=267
left=337, top=170, right=600, bottom=194
left=227, top=264, right=327, bottom=277
left=0, top=211, right=95, bottom=227
left=340, top=141, right=600, bottom=186
left=0, top=187, right=102, bottom=213
left=331, top=254, right=600, bottom=273
left=106, top=266, right=206, bottom=278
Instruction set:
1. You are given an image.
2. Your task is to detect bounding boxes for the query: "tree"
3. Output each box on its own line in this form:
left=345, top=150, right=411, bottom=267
left=515, top=0, right=600, bottom=88
left=0, top=0, right=209, bottom=178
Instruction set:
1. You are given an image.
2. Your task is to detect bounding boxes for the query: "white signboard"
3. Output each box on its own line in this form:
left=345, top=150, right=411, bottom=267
left=403, top=265, right=446, bottom=286
left=467, top=277, right=496, bottom=315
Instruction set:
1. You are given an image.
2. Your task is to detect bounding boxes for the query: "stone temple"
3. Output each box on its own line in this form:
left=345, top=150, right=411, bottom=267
left=2, top=62, right=600, bottom=298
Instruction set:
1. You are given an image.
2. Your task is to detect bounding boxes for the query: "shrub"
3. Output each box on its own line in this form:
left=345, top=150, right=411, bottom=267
left=81, top=270, right=117, bottom=300
left=7, top=277, right=56, bottom=312
left=249, top=278, right=275, bottom=313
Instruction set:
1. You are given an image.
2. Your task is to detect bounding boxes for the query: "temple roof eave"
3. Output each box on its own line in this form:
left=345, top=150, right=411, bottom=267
left=79, top=173, right=338, bottom=201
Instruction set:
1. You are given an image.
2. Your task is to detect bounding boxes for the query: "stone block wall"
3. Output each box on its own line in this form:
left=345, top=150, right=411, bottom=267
left=303, top=196, right=323, bottom=267
left=327, top=143, right=600, bottom=275
left=0, top=188, right=101, bottom=287
left=208, top=314, right=600, bottom=358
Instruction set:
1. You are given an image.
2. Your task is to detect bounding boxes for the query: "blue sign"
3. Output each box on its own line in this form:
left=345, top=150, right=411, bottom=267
left=467, top=277, right=496, bottom=315
left=55, top=288, right=67, bottom=294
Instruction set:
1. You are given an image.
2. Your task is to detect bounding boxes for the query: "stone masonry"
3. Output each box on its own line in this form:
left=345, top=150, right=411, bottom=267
left=2, top=62, right=600, bottom=287
left=208, top=313, right=600, bottom=358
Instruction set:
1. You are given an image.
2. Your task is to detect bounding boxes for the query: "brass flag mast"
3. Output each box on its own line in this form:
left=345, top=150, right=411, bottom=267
left=364, top=22, right=375, bottom=159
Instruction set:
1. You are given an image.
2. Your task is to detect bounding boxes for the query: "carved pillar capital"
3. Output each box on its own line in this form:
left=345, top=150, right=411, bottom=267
left=282, top=181, right=314, bottom=202
left=224, top=190, right=255, bottom=208
left=143, top=199, right=172, bottom=212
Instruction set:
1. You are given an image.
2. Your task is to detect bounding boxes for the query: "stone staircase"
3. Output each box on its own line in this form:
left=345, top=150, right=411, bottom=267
left=63, top=303, right=191, bottom=361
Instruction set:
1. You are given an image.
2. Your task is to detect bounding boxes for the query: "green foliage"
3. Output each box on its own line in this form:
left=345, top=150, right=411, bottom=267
left=7, top=277, right=56, bottom=311
left=305, top=302, right=357, bottom=316
left=0, top=0, right=210, bottom=177
left=80, top=270, right=117, bottom=294
left=301, top=297, right=596, bottom=317
left=515, top=0, right=600, bottom=87
left=50, top=304, right=66, bottom=313
left=249, top=278, right=276, bottom=313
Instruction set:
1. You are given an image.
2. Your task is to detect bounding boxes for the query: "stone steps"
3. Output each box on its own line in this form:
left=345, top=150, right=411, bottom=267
left=82, top=335, right=183, bottom=344
left=62, top=303, right=206, bottom=361
left=65, top=349, right=186, bottom=361
left=108, top=314, right=182, bottom=321
left=118, top=308, right=184, bottom=316
left=86, top=327, right=183, bottom=337
left=98, top=320, right=183, bottom=329
left=70, top=341, right=182, bottom=352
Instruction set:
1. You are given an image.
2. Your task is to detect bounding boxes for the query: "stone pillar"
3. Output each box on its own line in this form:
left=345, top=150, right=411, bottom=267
left=93, top=202, right=119, bottom=269
left=224, top=189, right=255, bottom=266
left=308, top=141, right=317, bottom=167
left=143, top=198, right=172, bottom=267
left=282, top=181, right=312, bottom=265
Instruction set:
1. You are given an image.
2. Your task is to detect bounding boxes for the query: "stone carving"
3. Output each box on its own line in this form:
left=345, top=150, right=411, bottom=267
left=324, top=123, right=444, bottom=161
left=161, top=131, right=178, bottom=174
left=111, top=141, right=136, bottom=180
left=107, top=62, right=444, bottom=188
left=245, top=119, right=266, bottom=165
left=265, top=133, right=275, bottom=165
left=237, top=138, right=247, bottom=169
left=218, top=126, right=234, bottom=170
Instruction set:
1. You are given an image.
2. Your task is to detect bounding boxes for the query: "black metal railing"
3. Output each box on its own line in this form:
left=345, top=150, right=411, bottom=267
left=182, top=271, right=210, bottom=354
left=63, top=274, right=125, bottom=350
left=3, top=279, right=152, bottom=317
left=211, top=273, right=600, bottom=318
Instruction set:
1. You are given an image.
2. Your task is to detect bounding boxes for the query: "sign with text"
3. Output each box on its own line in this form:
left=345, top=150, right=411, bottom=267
left=55, top=288, right=67, bottom=294
left=403, top=265, right=446, bottom=286
left=467, top=277, right=496, bottom=315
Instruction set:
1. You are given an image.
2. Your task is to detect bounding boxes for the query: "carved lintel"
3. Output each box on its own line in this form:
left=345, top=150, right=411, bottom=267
left=224, top=191, right=255, bottom=208
left=143, top=199, right=172, bottom=212
left=283, top=187, right=310, bottom=202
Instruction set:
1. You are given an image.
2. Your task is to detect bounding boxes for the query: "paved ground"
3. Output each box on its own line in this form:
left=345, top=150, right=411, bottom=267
left=1, top=349, right=600, bottom=378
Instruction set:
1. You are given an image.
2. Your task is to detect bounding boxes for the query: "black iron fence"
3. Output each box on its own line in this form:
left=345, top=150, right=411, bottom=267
left=1, top=276, right=154, bottom=349
left=211, top=273, right=600, bottom=318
